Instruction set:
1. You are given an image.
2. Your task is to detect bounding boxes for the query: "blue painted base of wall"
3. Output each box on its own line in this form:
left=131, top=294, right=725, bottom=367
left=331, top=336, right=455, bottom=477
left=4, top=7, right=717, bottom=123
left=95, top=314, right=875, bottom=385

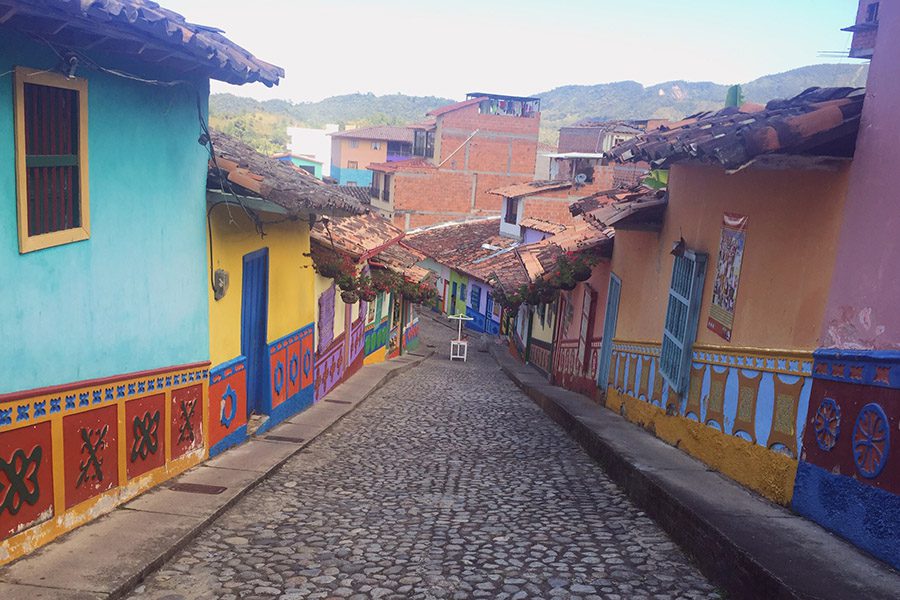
left=209, top=424, right=248, bottom=458
left=331, top=165, right=374, bottom=186
left=256, top=386, right=315, bottom=436
left=792, top=461, right=900, bottom=569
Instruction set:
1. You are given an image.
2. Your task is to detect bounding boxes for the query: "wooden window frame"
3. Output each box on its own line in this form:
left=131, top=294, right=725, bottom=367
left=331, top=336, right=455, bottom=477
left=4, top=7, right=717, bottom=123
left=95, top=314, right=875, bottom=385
left=659, top=250, right=707, bottom=395
left=14, top=67, right=90, bottom=254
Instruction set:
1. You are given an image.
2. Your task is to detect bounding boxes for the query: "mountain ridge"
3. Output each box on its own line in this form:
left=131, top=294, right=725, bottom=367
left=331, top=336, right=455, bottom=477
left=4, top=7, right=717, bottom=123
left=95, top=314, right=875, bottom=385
left=210, top=63, right=869, bottom=153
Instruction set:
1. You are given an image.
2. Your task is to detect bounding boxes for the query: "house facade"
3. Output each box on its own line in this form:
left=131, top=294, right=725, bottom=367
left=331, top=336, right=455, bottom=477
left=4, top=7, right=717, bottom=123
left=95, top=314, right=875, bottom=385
left=0, top=0, right=281, bottom=563
left=792, top=0, right=899, bottom=568
left=329, top=125, right=413, bottom=186
left=601, top=89, right=862, bottom=511
left=369, top=93, right=541, bottom=230
left=205, top=133, right=362, bottom=456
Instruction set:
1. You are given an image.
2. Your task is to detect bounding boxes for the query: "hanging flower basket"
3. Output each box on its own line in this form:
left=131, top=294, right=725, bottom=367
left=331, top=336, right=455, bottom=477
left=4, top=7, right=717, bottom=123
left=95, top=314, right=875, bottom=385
left=341, top=290, right=359, bottom=304
left=316, top=262, right=342, bottom=279
left=572, top=264, right=592, bottom=282
left=559, top=278, right=578, bottom=291
left=337, top=274, right=357, bottom=292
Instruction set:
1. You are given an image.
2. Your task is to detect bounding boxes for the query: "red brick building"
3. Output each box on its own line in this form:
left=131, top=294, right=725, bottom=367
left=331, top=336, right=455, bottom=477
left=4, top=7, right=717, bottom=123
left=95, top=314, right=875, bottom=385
left=368, top=93, right=541, bottom=230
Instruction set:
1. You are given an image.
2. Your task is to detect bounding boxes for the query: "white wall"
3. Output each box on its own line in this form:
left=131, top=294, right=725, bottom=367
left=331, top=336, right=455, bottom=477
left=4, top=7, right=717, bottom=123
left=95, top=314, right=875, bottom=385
left=288, top=124, right=339, bottom=177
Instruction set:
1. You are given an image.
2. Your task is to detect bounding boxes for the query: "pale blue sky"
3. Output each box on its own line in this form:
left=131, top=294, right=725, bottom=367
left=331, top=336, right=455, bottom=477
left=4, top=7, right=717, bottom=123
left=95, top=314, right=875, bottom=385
left=160, top=0, right=862, bottom=101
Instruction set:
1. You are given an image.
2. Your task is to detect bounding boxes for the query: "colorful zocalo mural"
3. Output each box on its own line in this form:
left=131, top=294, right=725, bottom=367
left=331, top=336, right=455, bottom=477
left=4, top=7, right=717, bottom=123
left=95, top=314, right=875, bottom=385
left=792, top=350, right=899, bottom=569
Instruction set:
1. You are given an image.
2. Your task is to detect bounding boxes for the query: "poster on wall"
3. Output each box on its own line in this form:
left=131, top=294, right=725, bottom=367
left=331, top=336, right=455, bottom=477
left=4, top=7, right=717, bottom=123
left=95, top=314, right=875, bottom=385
left=707, top=212, right=748, bottom=342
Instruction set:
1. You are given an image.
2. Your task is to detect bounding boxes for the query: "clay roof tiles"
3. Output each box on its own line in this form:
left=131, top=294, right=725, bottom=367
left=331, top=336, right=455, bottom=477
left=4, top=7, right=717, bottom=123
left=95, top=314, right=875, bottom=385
left=330, top=126, right=414, bottom=143
left=371, top=244, right=432, bottom=283
left=488, top=180, right=573, bottom=198
left=3, top=0, right=283, bottom=86
left=367, top=158, right=436, bottom=173
left=310, top=213, right=404, bottom=261
left=403, top=218, right=517, bottom=274
left=208, top=131, right=364, bottom=217
left=518, top=218, right=567, bottom=235
left=609, top=87, right=864, bottom=171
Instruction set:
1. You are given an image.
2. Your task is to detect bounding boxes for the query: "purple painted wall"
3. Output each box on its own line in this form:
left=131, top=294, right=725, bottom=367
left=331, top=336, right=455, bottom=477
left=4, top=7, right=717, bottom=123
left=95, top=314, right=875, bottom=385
left=820, top=2, right=900, bottom=350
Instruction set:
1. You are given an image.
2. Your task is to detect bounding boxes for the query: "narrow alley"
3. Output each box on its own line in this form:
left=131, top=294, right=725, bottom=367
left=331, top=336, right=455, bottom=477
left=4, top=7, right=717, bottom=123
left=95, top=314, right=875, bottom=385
left=128, top=318, right=720, bottom=600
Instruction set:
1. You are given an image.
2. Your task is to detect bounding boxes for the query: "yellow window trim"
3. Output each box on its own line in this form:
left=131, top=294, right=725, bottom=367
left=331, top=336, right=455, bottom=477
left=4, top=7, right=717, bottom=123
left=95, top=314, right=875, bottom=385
left=14, top=66, right=90, bottom=254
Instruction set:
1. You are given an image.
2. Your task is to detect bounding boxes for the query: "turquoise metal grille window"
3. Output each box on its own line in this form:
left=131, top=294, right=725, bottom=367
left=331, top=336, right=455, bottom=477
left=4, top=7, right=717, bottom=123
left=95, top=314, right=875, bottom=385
left=470, top=284, right=481, bottom=309
left=660, top=251, right=707, bottom=396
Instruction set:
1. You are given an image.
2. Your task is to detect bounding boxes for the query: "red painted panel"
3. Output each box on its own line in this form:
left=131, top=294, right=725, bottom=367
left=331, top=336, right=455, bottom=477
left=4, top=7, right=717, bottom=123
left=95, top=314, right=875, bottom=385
left=0, top=421, right=53, bottom=541
left=286, top=336, right=301, bottom=400
left=208, top=362, right=247, bottom=448
left=63, top=405, right=119, bottom=509
left=124, top=393, right=166, bottom=480
left=300, top=330, right=315, bottom=390
left=171, top=384, right=203, bottom=460
left=801, top=379, right=899, bottom=493
left=269, top=346, right=287, bottom=408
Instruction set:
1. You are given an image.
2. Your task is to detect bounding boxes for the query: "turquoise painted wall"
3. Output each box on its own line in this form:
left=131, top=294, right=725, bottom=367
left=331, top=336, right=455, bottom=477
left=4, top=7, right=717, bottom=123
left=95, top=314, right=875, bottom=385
left=281, top=155, right=323, bottom=180
left=331, top=165, right=373, bottom=186
left=0, top=29, right=211, bottom=394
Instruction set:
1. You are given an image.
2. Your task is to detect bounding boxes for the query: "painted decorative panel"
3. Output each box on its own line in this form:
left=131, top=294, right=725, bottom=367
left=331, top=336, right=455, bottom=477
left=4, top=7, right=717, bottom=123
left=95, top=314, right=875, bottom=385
left=793, top=349, right=900, bottom=570
left=0, top=421, right=53, bottom=540
left=609, top=340, right=813, bottom=458
left=269, top=338, right=288, bottom=409
left=0, top=362, right=208, bottom=562
left=315, top=333, right=346, bottom=401
left=208, top=357, right=247, bottom=457
left=552, top=338, right=602, bottom=397
left=63, top=404, right=119, bottom=510
left=125, top=393, right=165, bottom=480
left=404, top=318, right=420, bottom=351
left=300, top=326, right=315, bottom=390
left=365, top=320, right=390, bottom=357
left=170, top=384, right=203, bottom=460
left=529, top=339, right=552, bottom=377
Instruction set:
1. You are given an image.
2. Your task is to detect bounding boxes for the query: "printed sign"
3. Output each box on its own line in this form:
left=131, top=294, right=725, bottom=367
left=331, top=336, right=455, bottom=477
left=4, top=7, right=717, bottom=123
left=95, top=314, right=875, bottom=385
left=707, top=212, right=748, bottom=341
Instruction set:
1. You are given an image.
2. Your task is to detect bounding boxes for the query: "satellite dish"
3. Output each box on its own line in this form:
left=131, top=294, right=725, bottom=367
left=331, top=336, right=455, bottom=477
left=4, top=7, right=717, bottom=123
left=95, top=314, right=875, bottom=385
left=574, top=173, right=588, bottom=185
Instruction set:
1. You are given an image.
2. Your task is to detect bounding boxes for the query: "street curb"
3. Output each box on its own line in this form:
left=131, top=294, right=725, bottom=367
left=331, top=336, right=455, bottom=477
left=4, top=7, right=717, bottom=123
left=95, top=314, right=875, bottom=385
left=0, top=351, right=433, bottom=600
left=489, top=344, right=900, bottom=600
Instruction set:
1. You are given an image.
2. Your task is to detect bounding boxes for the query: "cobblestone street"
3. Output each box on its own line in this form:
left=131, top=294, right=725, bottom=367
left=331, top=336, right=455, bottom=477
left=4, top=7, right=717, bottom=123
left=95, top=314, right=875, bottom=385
left=129, top=318, right=720, bottom=600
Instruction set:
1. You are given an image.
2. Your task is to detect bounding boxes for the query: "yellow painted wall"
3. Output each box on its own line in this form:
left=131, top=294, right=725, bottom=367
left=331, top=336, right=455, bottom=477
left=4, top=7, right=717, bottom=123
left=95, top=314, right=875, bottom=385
left=606, top=388, right=798, bottom=505
left=530, top=303, right=556, bottom=344
left=611, top=163, right=850, bottom=350
left=332, top=137, right=389, bottom=170
left=208, top=207, right=314, bottom=367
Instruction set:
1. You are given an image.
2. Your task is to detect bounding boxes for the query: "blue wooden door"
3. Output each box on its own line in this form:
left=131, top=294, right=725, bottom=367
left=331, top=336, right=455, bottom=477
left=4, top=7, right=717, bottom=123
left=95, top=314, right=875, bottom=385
left=596, top=273, right=621, bottom=392
left=241, top=248, right=269, bottom=416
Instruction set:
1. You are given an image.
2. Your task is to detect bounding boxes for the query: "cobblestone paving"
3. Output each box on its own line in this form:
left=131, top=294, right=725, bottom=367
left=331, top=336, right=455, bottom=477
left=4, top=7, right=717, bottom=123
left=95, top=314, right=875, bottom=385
left=129, top=317, right=720, bottom=600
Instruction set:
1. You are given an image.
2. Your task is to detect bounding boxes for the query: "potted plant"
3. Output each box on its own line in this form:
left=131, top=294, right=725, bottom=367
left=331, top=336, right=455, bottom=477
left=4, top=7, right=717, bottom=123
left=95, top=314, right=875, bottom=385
left=356, top=275, right=377, bottom=302
left=341, top=290, right=359, bottom=304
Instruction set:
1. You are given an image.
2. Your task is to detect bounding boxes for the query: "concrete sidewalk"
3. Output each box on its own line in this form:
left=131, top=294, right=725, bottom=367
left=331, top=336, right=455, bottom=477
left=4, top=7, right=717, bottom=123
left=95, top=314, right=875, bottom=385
left=0, top=351, right=431, bottom=600
left=491, top=344, right=900, bottom=600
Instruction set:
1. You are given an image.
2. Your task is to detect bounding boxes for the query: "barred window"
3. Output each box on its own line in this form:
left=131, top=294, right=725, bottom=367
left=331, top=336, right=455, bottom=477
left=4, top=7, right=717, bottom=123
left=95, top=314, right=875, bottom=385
left=15, top=67, right=90, bottom=253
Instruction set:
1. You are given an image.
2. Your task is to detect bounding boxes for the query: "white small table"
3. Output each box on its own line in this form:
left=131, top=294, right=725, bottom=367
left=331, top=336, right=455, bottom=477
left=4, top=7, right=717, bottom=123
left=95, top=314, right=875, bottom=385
left=448, top=313, right=474, bottom=362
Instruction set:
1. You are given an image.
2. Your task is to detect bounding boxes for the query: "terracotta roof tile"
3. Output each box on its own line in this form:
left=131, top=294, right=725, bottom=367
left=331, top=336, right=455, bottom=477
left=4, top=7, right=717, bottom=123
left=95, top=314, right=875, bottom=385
left=404, top=218, right=516, bottom=274
left=371, top=244, right=431, bottom=282
left=609, top=87, right=864, bottom=171
left=310, top=213, right=404, bottom=261
left=8, top=0, right=282, bottom=86
left=488, top=180, right=572, bottom=198
left=208, top=131, right=364, bottom=216
left=367, top=158, right=436, bottom=173
left=330, top=126, right=414, bottom=143
left=519, top=218, right=567, bottom=235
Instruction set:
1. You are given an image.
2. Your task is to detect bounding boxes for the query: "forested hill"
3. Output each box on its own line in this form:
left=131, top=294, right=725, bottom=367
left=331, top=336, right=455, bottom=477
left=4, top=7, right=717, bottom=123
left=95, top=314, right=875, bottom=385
left=210, top=63, right=869, bottom=153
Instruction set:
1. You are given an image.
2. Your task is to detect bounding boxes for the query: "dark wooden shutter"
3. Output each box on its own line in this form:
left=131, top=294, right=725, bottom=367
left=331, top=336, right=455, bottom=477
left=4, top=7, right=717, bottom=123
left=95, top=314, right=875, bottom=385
left=23, top=82, right=80, bottom=236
